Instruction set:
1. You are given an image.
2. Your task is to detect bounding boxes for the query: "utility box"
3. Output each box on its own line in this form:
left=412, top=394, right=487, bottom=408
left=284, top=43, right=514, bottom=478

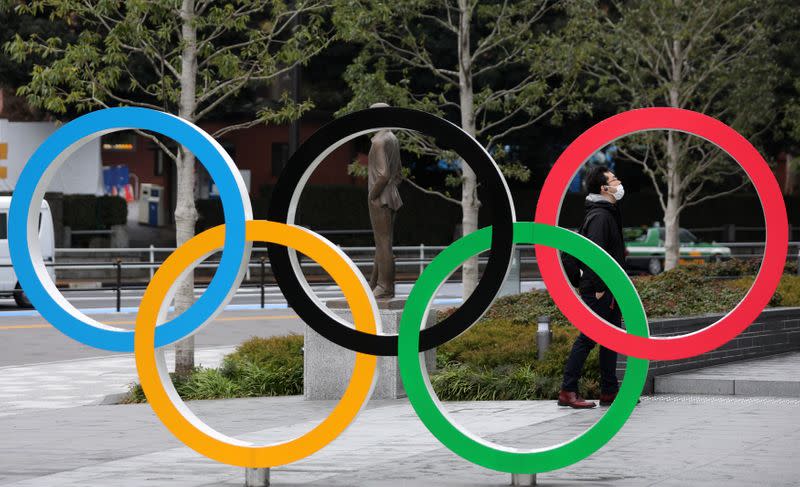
left=139, top=183, right=165, bottom=226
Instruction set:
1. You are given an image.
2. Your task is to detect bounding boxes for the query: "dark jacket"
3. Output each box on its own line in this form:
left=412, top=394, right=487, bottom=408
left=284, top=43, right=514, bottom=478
left=579, top=195, right=626, bottom=294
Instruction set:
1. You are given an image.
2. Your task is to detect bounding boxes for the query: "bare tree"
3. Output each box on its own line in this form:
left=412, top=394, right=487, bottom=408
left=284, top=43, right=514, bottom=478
left=587, top=0, right=778, bottom=270
left=7, top=0, right=332, bottom=374
left=335, top=0, right=589, bottom=298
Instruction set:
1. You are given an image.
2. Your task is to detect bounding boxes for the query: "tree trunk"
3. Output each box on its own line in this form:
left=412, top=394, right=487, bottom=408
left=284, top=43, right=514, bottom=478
left=174, top=0, right=199, bottom=378
left=457, top=0, right=480, bottom=300
left=664, top=130, right=682, bottom=271
left=663, top=37, right=683, bottom=272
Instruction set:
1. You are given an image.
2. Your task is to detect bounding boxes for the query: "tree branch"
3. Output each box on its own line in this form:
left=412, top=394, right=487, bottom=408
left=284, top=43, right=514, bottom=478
left=402, top=177, right=461, bottom=205
left=681, top=179, right=750, bottom=211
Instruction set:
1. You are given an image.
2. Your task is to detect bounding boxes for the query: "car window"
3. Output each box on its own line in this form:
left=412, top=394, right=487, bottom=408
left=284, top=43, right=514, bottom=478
left=624, top=228, right=645, bottom=241
left=0, top=212, right=6, bottom=240
left=679, top=229, right=697, bottom=243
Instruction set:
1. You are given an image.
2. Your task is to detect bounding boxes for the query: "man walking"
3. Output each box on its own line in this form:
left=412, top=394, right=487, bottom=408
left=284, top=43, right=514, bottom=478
left=558, top=165, right=626, bottom=409
left=367, top=102, right=403, bottom=298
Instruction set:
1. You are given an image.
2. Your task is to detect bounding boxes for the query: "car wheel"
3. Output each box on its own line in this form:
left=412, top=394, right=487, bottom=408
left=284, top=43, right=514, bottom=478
left=648, top=257, right=663, bottom=275
left=13, top=283, right=33, bottom=309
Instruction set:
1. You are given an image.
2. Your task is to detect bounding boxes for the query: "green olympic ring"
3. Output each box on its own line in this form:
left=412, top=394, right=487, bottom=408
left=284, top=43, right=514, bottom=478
left=398, top=221, right=650, bottom=474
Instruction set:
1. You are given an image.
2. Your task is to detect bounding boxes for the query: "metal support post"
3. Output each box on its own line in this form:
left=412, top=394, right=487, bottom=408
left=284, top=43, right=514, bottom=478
left=245, top=467, right=269, bottom=486
left=149, top=244, right=155, bottom=279
left=537, top=315, right=551, bottom=361
left=511, top=473, right=537, bottom=485
left=260, top=255, right=267, bottom=309
left=115, top=258, right=122, bottom=312
left=419, top=243, right=425, bottom=276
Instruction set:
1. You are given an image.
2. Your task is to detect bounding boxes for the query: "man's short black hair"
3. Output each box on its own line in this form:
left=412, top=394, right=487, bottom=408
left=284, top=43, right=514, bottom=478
left=585, top=165, right=610, bottom=194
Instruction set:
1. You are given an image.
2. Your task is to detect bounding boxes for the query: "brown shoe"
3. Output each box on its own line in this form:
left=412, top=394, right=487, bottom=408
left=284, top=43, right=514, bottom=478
left=599, top=391, right=640, bottom=407
left=599, top=391, right=618, bottom=406
left=557, top=390, right=596, bottom=409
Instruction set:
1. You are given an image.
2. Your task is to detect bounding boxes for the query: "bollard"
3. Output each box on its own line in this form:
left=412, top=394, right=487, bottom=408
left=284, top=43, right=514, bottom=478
left=149, top=244, right=155, bottom=280
left=245, top=467, right=269, bottom=486
left=419, top=243, right=425, bottom=276
left=260, top=255, right=267, bottom=309
left=115, top=258, right=122, bottom=312
left=537, top=315, right=551, bottom=360
left=511, top=473, right=537, bottom=485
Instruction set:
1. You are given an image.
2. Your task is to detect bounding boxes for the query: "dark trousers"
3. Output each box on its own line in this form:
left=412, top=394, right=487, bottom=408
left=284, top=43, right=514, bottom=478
left=561, top=292, right=622, bottom=395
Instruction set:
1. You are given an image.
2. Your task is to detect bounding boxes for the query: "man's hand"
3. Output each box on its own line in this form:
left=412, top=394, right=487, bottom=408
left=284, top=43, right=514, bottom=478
left=595, top=291, right=605, bottom=300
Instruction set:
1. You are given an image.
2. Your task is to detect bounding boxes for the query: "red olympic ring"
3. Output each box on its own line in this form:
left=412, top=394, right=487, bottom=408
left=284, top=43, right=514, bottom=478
left=534, top=107, right=788, bottom=361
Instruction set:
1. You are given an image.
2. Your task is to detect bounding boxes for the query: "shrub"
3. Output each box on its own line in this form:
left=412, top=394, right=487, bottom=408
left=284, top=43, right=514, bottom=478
left=430, top=363, right=597, bottom=401
left=634, top=266, right=748, bottom=318
left=124, top=335, right=304, bottom=403
left=727, top=273, right=800, bottom=307
left=63, top=195, right=127, bottom=230
left=221, top=335, right=303, bottom=371
left=436, top=318, right=537, bottom=369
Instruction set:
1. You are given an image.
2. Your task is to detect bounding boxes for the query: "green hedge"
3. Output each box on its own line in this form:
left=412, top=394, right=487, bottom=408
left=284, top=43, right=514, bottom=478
left=62, top=195, right=127, bottom=230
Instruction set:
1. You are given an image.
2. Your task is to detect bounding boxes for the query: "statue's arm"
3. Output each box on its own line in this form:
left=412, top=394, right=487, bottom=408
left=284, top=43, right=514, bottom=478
left=369, top=139, right=390, bottom=202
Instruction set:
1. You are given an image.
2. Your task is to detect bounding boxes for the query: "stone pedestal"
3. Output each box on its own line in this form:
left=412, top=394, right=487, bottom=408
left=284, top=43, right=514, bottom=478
left=304, top=298, right=437, bottom=400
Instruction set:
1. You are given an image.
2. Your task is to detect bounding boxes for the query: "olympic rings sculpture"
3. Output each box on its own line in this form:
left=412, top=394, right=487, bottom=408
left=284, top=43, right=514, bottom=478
left=8, top=106, right=787, bottom=474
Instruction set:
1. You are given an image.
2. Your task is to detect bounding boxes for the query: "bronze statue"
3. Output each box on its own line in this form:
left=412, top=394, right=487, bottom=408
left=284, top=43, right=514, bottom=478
left=367, top=102, right=403, bottom=298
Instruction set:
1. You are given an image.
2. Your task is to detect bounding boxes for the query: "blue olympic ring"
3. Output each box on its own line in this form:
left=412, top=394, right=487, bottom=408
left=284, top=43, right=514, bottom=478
left=9, top=107, right=252, bottom=352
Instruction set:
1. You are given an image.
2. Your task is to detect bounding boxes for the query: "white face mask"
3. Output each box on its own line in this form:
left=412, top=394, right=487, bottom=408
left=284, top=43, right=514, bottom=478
left=612, top=184, right=625, bottom=201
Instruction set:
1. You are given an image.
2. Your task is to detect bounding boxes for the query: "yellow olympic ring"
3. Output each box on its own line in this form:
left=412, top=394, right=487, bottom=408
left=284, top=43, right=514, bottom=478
left=134, top=220, right=378, bottom=467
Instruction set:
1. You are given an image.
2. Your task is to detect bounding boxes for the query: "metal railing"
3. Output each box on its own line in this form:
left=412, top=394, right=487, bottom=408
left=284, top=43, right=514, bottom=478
left=4, top=237, right=796, bottom=313
left=3, top=244, right=540, bottom=312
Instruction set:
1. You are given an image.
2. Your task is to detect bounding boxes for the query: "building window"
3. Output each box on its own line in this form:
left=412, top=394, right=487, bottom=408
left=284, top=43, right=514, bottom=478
left=272, top=143, right=289, bottom=177
left=0, top=212, right=6, bottom=239
left=101, top=131, right=137, bottom=152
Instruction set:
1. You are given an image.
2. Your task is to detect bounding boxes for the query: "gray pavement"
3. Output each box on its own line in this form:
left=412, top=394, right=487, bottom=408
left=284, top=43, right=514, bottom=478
left=0, top=296, right=798, bottom=485
left=0, top=395, right=798, bottom=486
left=0, top=308, right=304, bottom=367
left=0, top=346, right=233, bottom=416
left=655, top=351, right=800, bottom=397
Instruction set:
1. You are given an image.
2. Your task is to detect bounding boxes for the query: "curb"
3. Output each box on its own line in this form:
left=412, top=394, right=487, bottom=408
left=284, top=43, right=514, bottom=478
left=93, top=392, right=131, bottom=406
left=654, top=376, right=800, bottom=397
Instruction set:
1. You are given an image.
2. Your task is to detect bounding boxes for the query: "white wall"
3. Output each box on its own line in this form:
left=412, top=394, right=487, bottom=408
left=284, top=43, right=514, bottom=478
left=0, top=119, right=103, bottom=195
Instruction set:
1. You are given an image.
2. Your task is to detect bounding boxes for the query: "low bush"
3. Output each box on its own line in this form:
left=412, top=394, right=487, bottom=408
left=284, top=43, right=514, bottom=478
left=123, top=335, right=303, bottom=403
left=220, top=335, right=303, bottom=371
left=728, top=274, right=800, bottom=307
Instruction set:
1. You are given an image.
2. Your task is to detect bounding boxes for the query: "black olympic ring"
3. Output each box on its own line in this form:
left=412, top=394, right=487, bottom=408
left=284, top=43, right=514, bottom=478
left=267, top=107, right=516, bottom=356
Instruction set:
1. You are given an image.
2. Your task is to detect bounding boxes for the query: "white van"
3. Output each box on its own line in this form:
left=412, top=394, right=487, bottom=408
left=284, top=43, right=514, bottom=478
left=0, top=197, right=56, bottom=307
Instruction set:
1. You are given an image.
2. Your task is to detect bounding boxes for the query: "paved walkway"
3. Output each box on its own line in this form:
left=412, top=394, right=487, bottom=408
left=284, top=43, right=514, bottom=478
left=0, top=347, right=232, bottom=417
left=655, top=351, right=800, bottom=397
left=0, top=395, right=798, bottom=486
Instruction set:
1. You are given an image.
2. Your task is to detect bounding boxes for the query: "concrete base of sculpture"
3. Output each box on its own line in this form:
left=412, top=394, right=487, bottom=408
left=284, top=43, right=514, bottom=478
left=303, top=298, right=437, bottom=400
